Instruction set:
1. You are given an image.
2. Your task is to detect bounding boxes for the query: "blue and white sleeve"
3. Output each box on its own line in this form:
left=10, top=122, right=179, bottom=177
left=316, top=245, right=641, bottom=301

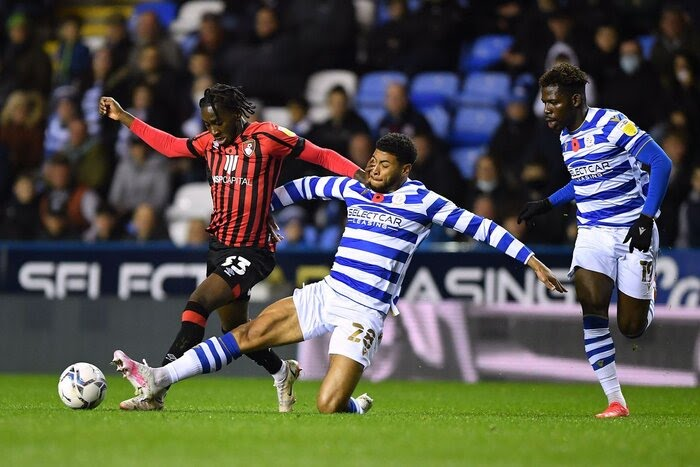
left=425, top=191, right=534, bottom=264
left=271, top=176, right=351, bottom=211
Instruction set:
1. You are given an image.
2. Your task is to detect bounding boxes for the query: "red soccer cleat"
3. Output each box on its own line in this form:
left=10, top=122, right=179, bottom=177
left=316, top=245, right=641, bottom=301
left=595, top=402, right=630, bottom=419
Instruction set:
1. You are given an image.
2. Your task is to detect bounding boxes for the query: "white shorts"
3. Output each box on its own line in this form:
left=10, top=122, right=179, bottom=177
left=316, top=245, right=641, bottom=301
left=569, top=225, right=658, bottom=300
left=292, top=279, right=386, bottom=368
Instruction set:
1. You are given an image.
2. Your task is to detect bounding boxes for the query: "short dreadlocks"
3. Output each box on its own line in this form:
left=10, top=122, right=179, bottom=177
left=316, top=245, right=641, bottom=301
left=199, top=83, right=256, bottom=119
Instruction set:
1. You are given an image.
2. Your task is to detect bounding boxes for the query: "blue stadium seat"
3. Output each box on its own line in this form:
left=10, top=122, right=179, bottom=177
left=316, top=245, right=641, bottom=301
left=422, top=106, right=450, bottom=140
left=450, top=107, right=502, bottom=146
left=355, top=71, right=408, bottom=108
left=450, top=146, right=487, bottom=180
left=357, top=106, right=386, bottom=135
left=637, top=34, right=656, bottom=60
left=456, top=72, right=511, bottom=108
left=460, top=34, right=513, bottom=72
left=409, top=71, right=460, bottom=109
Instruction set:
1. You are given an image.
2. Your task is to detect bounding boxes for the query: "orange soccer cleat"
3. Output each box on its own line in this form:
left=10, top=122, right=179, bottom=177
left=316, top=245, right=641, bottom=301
left=595, top=402, right=630, bottom=419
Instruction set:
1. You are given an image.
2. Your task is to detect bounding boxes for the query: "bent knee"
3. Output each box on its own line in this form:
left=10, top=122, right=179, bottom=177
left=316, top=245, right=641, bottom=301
left=316, top=393, right=346, bottom=414
left=619, top=322, right=646, bottom=339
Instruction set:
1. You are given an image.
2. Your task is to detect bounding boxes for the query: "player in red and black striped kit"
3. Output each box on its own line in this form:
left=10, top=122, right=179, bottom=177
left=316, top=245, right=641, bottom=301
left=100, top=84, right=366, bottom=411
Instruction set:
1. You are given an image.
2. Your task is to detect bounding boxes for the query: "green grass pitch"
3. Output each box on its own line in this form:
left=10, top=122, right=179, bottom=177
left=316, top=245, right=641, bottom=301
left=1, top=374, right=698, bottom=466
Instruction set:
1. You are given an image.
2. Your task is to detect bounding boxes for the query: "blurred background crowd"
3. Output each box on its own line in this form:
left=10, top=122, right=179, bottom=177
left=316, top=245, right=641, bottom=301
left=0, top=0, right=699, bottom=251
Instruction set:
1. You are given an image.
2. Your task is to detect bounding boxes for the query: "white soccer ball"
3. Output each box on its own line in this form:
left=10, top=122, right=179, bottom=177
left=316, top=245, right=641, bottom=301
left=57, top=362, right=108, bottom=409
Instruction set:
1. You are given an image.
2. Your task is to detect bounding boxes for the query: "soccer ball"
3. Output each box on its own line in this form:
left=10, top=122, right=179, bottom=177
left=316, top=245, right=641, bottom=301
left=58, top=362, right=108, bottom=409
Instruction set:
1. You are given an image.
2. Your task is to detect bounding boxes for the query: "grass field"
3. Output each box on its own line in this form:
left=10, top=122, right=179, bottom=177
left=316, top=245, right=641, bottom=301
left=1, top=375, right=698, bottom=467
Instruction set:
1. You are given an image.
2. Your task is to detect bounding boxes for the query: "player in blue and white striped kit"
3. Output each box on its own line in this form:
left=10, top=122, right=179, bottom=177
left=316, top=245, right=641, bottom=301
left=113, top=133, right=566, bottom=414
left=518, top=63, right=672, bottom=418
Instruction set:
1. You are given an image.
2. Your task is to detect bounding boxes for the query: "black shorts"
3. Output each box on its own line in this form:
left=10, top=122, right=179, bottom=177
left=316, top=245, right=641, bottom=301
left=207, top=239, right=276, bottom=301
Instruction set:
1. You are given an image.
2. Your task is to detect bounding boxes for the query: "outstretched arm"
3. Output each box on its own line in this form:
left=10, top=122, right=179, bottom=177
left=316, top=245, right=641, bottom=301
left=99, top=96, right=194, bottom=158
left=517, top=181, right=574, bottom=225
left=297, top=140, right=367, bottom=183
left=271, top=176, right=351, bottom=211
left=427, top=191, right=566, bottom=293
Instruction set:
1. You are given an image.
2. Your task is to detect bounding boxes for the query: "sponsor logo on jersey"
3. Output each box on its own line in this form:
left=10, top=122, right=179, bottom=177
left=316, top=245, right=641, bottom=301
left=568, top=160, right=612, bottom=180
left=346, top=206, right=404, bottom=229
left=212, top=175, right=251, bottom=185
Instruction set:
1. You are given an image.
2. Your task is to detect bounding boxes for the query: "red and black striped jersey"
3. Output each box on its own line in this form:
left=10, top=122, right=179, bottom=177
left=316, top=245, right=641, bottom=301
left=187, top=121, right=305, bottom=248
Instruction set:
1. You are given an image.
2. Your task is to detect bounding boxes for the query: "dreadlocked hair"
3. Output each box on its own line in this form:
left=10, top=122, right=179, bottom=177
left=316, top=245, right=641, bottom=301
left=539, top=62, right=588, bottom=97
left=199, top=83, right=256, bottom=118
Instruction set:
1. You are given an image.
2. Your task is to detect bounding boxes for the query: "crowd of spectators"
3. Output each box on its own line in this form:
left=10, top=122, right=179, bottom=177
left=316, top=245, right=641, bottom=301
left=0, top=0, right=699, bottom=250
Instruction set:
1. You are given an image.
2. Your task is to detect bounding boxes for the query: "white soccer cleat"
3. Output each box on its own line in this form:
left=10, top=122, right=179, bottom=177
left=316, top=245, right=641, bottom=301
left=356, top=393, right=373, bottom=414
left=275, top=359, right=302, bottom=413
left=112, top=350, right=158, bottom=399
left=119, top=392, right=165, bottom=411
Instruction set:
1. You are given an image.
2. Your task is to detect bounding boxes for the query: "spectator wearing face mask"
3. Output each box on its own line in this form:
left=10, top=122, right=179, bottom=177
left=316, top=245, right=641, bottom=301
left=463, top=155, right=512, bottom=214
left=601, top=38, right=666, bottom=131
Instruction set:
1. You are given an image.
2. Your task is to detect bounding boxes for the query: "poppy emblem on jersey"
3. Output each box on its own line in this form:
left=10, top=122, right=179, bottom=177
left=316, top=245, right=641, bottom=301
left=242, top=140, right=256, bottom=157
left=571, top=138, right=580, bottom=152
left=372, top=193, right=385, bottom=203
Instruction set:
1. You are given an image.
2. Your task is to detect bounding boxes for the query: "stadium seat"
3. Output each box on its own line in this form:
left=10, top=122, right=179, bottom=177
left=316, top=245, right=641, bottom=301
left=460, top=34, right=513, bottom=72
left=166, top=182, right=212, bottom=246
left=450, top=107, right=502, bottom=146
left=450, top=146, right=487, bottom=180
left=355, top=71, right=408, bottom=108
left=305, top=69, right=358, bottom=107
left=456, top=72, right=511, bottom=108
left=170, top=0, right=225, bottom=38
left=637, top=34, right=656, bottom=60
left=261, top=106, right=292, bottom=129
left=357, top=107, right=386, bottom=135
left=422, top=106, right=450, bottom=140
left=409, top=71, right=460, bottom=109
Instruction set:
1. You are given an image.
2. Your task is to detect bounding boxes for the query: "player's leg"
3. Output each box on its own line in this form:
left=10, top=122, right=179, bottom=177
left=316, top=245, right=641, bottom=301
left=218, top=301, right=297, bottom=411
left=117, top=273, right=232, bottom=410
left=315, top=298, right=384, bottom=414
left=574, top=268, right=629, bottom=417
left=616, top=225, right=658, bottom=338
left=316, top=355, right=368, bottom=414
left=161, top=245, right=275, bottom=366
left=115, top=296, right=305, bottom=399
left=616, top=292, right=654, bottom=338
left=161, top=274, right=235, bottom=366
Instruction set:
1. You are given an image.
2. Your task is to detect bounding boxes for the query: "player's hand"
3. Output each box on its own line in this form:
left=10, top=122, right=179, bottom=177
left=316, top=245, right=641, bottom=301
left=353, top=169, right=368, bottom=185
left=99, top=97, right=123, bottom=119
left=517, top=198, right=553, bottom=225
left=527, top=256, right=567, bottom=293
left=267, top=216, right=284, bottom=244
left=623, top=214, right=654, bottom=253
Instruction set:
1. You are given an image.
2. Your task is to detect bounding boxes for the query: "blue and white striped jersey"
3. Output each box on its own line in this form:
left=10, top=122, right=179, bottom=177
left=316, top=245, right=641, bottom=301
left=560, top=107, right=655, bottom=227
left=272, top=176, right=534, bottom=315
